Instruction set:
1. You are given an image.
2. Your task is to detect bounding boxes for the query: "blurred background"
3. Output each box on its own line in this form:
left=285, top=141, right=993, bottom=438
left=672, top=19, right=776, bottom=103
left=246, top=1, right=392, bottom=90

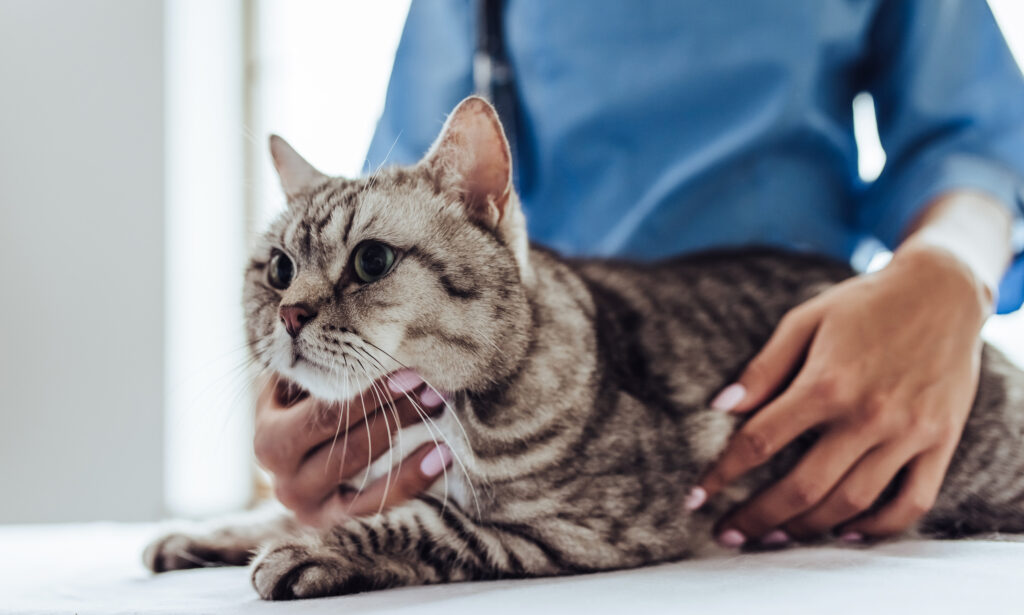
left=0, top=0, right=1022, bottom=524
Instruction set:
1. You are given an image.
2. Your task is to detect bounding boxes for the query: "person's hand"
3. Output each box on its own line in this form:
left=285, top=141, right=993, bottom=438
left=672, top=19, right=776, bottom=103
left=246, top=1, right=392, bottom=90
left=687, top=242, right=992, bottom=547
left=253, top=369, right=451, bottom=527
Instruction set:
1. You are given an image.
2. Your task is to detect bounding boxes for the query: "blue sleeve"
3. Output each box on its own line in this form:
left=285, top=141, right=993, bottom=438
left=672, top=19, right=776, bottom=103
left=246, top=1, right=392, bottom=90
left=365, top=0, right=475, bottom=173
left=858, top=0, right=1024, bottom=313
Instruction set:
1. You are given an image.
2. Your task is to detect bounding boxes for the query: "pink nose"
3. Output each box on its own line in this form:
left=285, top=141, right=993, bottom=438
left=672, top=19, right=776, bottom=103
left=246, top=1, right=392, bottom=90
left=279, top=304, right=317, bottom=338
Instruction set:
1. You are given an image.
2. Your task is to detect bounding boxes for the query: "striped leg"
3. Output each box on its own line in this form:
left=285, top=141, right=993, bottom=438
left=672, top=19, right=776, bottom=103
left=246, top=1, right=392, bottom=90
left=250, top=496, right=594, bottom=600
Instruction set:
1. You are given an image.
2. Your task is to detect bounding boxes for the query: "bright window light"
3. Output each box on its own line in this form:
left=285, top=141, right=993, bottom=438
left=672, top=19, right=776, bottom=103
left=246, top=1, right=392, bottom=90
left=249, top=0, right=412, bottom=229
left=164, top=0, right=251, bottom=517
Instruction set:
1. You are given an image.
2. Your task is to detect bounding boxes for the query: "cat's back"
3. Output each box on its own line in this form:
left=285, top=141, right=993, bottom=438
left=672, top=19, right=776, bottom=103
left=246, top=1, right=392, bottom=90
left=568, top=247, right=853, bottom=311
left=561, top=247, right=854, bottom=394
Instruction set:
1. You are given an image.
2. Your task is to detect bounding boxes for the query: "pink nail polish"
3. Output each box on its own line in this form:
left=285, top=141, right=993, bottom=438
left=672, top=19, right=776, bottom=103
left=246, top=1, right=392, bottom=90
left=420, top=387, right=449, bottom=408
left=711, top=383, right=746, bottom=412
left=761, top=530, right=790, bottom=546
left=717, top=529, right=746, bottom=548
left=387, top=369, right=423, bottom=395
left=840, top=531, right=863, bottom=544
left=419, top=444, right=453, bottom=478
left=684, top=487, right=707, bottom=511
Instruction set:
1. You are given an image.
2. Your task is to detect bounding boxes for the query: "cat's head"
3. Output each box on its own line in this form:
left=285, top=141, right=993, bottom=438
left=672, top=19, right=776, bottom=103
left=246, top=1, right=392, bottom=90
left=244, top=97, right=533, bottom=401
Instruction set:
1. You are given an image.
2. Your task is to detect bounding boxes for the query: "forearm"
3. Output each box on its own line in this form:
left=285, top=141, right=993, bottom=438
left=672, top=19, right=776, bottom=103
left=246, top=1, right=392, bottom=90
left=897, top=189, right=1014, bottom=310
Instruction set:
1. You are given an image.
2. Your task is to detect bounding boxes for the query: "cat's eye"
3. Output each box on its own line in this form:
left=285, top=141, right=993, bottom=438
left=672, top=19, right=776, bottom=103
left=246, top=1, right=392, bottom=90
left=267, top=250, right=294, bottom=290
left=353, top=241, right=396, bottom=283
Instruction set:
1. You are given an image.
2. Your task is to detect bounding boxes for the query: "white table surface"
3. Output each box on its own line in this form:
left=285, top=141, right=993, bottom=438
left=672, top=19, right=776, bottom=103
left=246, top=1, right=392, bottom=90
left=3, top=522, right=1022, bottom=614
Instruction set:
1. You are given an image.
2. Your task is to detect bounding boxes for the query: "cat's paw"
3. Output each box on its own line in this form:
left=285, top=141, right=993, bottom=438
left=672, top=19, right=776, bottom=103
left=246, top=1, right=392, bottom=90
left=143, top=531, right=253, bottom=572
left=251, top=538, right=395, bottom=600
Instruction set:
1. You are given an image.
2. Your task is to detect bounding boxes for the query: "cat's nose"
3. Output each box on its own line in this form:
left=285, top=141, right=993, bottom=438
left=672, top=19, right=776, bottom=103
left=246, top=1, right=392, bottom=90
left=279, top=304, right=317, bottom=338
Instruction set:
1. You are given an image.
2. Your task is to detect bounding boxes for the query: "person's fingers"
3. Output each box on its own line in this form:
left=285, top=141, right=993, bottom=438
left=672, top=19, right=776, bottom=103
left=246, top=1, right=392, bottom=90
left=714, top=427, right=873, bottom=544
left=275, top=393, right=444, bottom=512
left=694, top=380, right=828, bottom=505
left=311, top=443, right=453, bottom=526
left=841, top=446, right=952, bottom=539
left=254, top=369, right=425, bottom=475
left=711, top=301, right=823, bottom=413
left=784, top=441, right=912, bottom=539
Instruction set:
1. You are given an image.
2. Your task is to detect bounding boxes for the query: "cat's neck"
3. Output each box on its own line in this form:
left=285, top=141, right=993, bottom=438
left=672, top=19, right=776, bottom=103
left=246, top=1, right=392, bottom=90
left=457, top=247, right=598, bottom=482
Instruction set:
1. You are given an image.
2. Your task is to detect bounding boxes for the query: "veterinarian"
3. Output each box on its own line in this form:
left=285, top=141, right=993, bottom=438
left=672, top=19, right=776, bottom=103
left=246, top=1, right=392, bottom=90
left=253, top=0, right=1024, bottom=547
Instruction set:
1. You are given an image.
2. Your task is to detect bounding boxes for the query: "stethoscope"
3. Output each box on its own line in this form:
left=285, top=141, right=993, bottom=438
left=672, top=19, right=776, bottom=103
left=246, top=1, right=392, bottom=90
left=474, top=0, right=520, bottom=185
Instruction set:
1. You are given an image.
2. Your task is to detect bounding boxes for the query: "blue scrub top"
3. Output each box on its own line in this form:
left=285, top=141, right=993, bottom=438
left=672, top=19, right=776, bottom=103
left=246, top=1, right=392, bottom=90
left=367, top=0, right=1024, bottom=313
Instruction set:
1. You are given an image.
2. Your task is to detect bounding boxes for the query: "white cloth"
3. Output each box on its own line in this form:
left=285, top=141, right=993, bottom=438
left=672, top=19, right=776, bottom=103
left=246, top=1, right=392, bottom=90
left=2, top=522, right=1022, bottom=614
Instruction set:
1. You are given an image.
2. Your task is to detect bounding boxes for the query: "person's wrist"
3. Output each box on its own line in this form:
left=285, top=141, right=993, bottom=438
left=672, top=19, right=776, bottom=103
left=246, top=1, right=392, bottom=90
left=891, top=239, right=995, bottom=319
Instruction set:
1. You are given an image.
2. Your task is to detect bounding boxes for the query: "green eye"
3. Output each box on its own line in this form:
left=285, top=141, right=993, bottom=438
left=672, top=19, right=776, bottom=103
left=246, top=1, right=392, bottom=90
left=267, top=250, right=294, bottom=290
left=353, top=241, right=396, bottom=283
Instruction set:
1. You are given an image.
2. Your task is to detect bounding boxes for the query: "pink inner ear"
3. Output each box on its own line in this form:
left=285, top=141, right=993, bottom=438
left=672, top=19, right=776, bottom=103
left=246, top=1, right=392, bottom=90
left=434, top=98, right=512, bottom=227
left=463, top=112, right=510, bottom=202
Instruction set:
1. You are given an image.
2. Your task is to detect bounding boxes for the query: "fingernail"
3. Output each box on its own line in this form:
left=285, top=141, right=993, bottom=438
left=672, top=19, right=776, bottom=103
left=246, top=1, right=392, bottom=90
left=711, top=383, right=746, bottom=412
left=419, top=444, right=453, bottom=478
left=840, top=531, right=863, bottom=544
left=387, top=369, right=423, bottom=395
left=761, top=530, right=790, bottom=546
left=684, top=487, right=707, bottom=511
left=717, top=529, right=746, bottom=548
left=419, top=387, right=449, bottom=408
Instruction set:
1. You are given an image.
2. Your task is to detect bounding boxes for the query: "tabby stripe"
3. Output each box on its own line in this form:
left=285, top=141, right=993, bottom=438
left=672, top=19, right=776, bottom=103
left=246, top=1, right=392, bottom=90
left=405, top=247, right=482, bottom=300
left=503, top=545, right=527, bottom=577
left=687, top=292, right=745, bottom=366
left=399, top=525, right=413, bottom=551
left=309, top=189, right=340, bottom=235
left=743, top=258, right=804, bottom=295
left=467, top=301, right=539, bottom=428
left=413, top=519, right=455, bottom=580
left=271, top=561, right=320, bottom=601
left=418, top=497, right=492, bottom=569
left=281, top=207, right=306, bottom=248
left=405, top=324, right=482, bottom=353
left=341, top=205, right=357, bottom=246
left=361, top=520, right=381, bottom=552
left=309, top=185, right=338, bottom=225
left=732, top=289, right=776, bottom=347
left=671, top=272, right=742, bottom=370
left=305, top=179, right=334, bottom=204
left=299, top=223, right=312, bottom=260
left=720, top=263, right=777, bottom=333
left=341, top=526, right=368, bottom=561
left=484, top=520, right=594, bottom=575
left=473, top=420, right=567, bottom=459
left=382, top=521, right=397, bottom=550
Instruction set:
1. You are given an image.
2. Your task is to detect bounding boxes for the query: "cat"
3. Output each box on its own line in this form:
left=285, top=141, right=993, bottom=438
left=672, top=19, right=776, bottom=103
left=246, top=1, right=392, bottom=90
left=145, top=96, right=1024, bottom=600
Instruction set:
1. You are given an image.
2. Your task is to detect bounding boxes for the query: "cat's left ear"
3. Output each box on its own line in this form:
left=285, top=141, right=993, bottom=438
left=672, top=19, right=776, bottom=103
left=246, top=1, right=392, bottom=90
left=423, top=96, right=512, bottom=229
left=269, top=135, right=328, bottom=198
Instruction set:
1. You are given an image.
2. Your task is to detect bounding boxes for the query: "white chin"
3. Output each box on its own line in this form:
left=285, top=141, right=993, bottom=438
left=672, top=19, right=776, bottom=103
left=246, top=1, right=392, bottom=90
left=279, top=357, right=375, bottom=403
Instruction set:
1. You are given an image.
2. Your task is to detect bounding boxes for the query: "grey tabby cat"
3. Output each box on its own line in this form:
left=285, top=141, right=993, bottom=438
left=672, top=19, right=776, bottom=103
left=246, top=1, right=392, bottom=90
left=145, top=97, right=1024, bottom=600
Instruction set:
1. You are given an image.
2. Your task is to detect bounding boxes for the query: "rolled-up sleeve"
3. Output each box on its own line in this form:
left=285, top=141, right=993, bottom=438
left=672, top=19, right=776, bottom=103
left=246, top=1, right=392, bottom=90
left=858, top=0, right=1024, bottom=313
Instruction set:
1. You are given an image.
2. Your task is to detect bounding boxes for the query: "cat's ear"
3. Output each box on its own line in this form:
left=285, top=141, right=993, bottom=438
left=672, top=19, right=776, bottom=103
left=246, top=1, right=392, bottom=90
left=423, top=96, right=512, bottom=228
left=269, top=135, right=327, bottom=198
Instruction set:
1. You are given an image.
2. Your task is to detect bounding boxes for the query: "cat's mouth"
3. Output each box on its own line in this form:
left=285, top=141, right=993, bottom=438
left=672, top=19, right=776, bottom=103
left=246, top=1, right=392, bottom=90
left=273, top=343, right=380, bottom=403
left=289, top=345, right=338, bottom=373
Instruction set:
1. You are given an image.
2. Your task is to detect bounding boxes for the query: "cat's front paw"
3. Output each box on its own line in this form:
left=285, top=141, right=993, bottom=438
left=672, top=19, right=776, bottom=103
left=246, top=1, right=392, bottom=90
left=144, top=531, right=253, bottom=572
left=251, top=538, right=397, bottom=600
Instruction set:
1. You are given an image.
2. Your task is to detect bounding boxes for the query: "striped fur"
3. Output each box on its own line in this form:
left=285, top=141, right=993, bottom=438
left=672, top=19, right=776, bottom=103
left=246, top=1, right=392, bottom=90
left=146, top=97, right=1024, bottom=599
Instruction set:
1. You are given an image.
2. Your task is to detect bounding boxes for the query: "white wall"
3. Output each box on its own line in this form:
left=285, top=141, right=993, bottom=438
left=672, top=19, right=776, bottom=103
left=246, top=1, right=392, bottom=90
left=0, top=0, right=165, bottom=522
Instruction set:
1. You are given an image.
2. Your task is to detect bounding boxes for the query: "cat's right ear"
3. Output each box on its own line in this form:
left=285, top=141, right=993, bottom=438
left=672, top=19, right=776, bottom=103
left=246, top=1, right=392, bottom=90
left=269, top=135, right=327, bottom=198
left=422, top=96, right=513, bottom=229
